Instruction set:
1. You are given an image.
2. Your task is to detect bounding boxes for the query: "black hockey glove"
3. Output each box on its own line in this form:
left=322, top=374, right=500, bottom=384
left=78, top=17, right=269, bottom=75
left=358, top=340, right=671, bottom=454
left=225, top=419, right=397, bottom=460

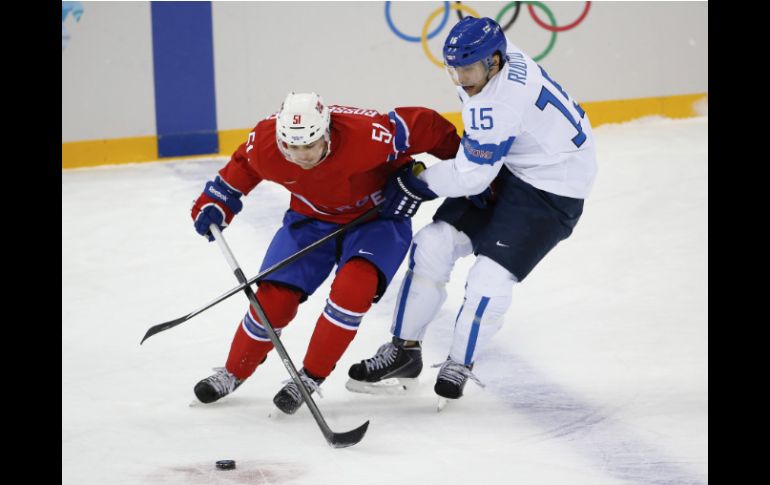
left=379, top=161, right=438, bottom=219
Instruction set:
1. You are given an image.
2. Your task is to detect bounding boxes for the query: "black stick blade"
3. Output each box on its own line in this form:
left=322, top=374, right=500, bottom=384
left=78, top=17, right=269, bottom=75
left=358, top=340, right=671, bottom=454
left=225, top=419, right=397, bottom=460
left=140, top=316, right=188, bottom=345
left=328, top=420, right=370, bottom=448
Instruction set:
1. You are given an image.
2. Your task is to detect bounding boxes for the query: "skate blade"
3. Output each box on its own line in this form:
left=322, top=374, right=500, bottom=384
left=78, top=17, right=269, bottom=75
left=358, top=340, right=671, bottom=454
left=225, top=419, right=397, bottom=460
left=436, top=397, right=449, bottom=412
left=345, top=377, right=418, bottom=395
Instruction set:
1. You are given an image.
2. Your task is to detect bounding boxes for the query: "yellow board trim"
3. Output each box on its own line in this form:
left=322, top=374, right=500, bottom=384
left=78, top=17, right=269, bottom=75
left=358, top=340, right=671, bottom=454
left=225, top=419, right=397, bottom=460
left=62, top=136, right=158, bottom=169
left=218, top=128, right=251, bottom=156
left=581, top=92, right=707, bottom=128
left=62, top=93, right=707, bottom=169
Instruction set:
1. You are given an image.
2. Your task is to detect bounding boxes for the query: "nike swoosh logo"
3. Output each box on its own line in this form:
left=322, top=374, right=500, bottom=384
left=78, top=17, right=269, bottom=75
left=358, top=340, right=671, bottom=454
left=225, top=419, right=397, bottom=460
left=496, top=241, right=510, bottom=247
left=358, top=249, right=374, bottom=255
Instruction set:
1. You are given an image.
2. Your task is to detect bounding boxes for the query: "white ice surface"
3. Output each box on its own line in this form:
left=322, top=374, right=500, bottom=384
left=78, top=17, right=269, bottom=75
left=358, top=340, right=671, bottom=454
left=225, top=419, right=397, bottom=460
left=62, top=116, right=708, bottom=484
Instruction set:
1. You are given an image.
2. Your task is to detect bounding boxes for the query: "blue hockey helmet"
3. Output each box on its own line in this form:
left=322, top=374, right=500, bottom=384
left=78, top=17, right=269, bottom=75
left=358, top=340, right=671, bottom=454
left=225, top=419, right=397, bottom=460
left=443, top=16, right=507, bottom=69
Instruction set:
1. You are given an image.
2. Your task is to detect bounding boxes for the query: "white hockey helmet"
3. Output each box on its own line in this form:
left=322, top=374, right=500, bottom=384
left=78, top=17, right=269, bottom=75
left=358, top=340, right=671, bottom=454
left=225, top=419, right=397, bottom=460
left=276, top=92, right=331, bottom=146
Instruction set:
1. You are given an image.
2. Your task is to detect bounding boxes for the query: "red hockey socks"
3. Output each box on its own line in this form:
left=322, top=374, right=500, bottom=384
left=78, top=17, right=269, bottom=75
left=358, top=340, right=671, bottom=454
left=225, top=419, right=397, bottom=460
left=303, top=258, right=379, bottom=378
left=225, top=282, right=302, bottom=380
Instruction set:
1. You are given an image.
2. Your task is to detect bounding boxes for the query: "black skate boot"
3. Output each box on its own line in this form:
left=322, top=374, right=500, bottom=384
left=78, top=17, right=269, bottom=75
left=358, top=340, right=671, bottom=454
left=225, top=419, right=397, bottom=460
left=433, top=358, right=484, bottom=404
left=346, top=336, right=423, bottom=394
left=272, top=368, right=325, bottom=415
left=194, top=367, right=244, bottom=404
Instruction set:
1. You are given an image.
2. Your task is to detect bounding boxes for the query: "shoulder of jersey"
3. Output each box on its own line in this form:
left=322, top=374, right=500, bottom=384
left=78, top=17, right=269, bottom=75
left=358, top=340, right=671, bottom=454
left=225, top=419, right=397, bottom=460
left=485, top=53, right=540, bottom=109
left=252, top=117, right=278, bottom=145
left=329, top=106, right=388, bottom=141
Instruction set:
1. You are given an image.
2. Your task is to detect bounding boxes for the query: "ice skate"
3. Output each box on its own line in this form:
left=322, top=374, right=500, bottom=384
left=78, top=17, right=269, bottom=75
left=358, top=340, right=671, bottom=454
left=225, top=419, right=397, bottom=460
left=432, top=358, right=484, bottom=411
left=272, top=368, right=325, bottom=415
left=346, top=337, right=423, bottom=394
left=194, top=367, right=243, bottom=404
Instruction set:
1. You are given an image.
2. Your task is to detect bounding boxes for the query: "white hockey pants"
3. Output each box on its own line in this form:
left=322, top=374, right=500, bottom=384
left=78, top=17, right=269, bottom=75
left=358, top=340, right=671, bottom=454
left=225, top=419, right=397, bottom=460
left=390, top=221, right=516, bottom=364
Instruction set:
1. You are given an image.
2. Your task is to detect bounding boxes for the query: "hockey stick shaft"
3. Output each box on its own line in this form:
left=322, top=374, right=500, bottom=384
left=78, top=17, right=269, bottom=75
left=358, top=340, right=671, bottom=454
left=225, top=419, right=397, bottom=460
left=140, top=206, right=379, bottom=344
left=209, top=225, right=369, bottom=448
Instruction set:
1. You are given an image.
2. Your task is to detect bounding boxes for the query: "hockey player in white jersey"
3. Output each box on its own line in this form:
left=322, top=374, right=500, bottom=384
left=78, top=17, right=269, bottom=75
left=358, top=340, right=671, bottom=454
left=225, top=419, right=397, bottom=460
left=347, top=16, right=598, bottom=403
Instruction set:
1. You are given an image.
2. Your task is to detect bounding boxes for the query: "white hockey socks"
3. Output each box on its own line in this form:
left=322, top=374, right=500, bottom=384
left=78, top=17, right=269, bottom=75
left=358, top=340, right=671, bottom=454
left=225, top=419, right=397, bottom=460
left=449, top=256, right=515, bottom=365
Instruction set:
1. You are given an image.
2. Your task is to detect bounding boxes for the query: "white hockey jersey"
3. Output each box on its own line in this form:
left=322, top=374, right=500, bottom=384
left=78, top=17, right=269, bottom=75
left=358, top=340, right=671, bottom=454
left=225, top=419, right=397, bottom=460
left=422, top=40, right=598, bottom=199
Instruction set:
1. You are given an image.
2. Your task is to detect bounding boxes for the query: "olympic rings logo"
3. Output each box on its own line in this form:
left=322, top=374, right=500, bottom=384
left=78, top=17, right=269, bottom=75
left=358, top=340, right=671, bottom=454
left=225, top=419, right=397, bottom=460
left=384, top=1, right=591, bottom=67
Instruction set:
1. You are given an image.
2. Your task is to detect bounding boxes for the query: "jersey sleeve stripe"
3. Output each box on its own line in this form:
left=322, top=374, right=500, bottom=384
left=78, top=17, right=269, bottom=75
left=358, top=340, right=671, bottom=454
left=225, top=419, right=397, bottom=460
left=388, top=110, right=411, bottom=153
left=461, top=134, right=516, bottom=165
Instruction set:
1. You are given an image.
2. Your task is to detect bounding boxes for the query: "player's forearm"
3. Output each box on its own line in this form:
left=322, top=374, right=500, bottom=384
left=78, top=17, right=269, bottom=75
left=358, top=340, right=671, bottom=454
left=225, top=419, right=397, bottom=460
left=219, top=145, right=263, bottom=195
left=420, top=159, right=499, bottom=197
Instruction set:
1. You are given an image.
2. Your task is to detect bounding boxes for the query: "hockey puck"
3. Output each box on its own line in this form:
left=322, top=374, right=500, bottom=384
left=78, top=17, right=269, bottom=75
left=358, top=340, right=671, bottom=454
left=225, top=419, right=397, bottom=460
left=215, top=460, right=236, bottom=470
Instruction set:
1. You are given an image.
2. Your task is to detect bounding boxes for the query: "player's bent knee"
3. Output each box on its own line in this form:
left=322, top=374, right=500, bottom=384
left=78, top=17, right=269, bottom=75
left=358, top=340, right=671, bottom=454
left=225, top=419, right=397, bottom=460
left=412, top=221, right=472, bottom=283
left=330, top=258, right=379, bottom=313
left=467, top=255, right=516, bottom=297
left=250, top=282, right=303, bottom=327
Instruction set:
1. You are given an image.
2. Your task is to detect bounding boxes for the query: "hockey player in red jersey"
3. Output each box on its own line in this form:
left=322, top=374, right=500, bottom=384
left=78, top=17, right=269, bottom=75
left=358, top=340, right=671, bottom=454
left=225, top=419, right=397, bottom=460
left=190, top=92, right=460, bottom=414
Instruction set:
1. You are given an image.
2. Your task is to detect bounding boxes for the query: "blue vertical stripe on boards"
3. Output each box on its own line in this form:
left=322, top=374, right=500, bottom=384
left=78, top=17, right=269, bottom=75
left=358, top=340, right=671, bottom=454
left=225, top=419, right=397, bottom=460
left=151, top=1, right=218, bottom=157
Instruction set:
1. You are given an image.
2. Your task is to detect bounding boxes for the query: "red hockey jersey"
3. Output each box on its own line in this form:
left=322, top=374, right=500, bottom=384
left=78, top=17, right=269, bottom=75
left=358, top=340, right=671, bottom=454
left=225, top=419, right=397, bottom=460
left=218, top=106, right=460, bottom=224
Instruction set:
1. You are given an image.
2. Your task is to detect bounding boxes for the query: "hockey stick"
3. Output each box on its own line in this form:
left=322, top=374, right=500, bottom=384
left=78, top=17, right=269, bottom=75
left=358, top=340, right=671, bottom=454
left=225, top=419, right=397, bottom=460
left=140, top=206, right=379, bottom=344
left=208, top=224, right=370, bottom=448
